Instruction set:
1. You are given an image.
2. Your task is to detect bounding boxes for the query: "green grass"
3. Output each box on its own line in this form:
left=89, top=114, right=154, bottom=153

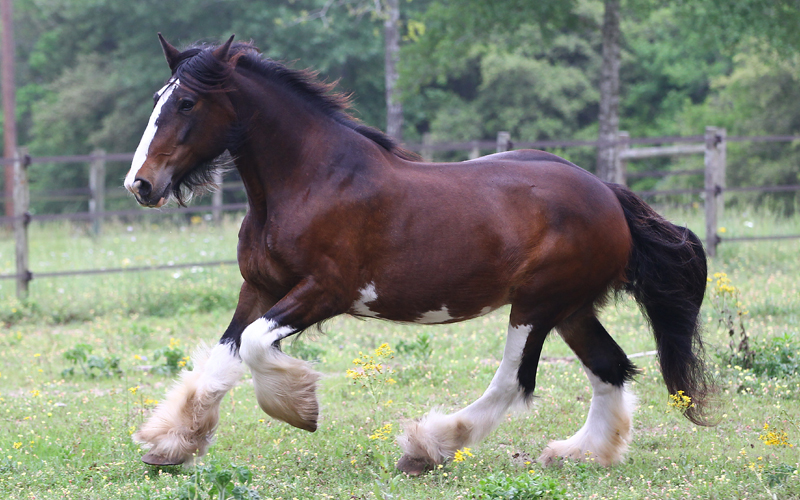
left=0, top=207, right=799, bottom=499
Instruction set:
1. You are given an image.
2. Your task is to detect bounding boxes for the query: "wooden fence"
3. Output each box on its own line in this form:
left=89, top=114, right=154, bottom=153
left=2, top=129, right=800, bottom=299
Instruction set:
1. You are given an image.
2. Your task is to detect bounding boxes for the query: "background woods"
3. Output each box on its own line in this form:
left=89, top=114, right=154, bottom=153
left=0, top=0, right=798, bottom=214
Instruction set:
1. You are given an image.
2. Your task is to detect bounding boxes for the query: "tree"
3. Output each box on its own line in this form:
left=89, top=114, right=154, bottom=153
left=383, top=0, right=403, bottom=139
left=291, top=0, right=420, bottom=139
left=595, top=0, right=620, bottom=182
left=7, top=0, right=392, bottom=210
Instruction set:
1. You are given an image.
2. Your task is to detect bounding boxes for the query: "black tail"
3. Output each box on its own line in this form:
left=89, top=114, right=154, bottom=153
left=607, top=183, right=713, bottom=425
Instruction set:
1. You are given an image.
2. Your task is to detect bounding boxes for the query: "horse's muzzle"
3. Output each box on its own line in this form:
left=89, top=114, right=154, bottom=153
left=128, top=178, right=169, bottom=208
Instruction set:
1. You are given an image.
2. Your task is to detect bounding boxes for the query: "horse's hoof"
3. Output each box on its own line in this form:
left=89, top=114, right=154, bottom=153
left=396, top=454, right=434, bottom=476
left=142, top=452, right=184, bottom=466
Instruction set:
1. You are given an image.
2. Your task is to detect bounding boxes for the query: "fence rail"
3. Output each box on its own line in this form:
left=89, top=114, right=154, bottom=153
left=2, top=129, right=800, bottom=299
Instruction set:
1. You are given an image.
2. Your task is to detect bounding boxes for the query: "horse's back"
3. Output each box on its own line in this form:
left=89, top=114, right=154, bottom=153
left=464, top=148, right=580, bottom=169
left=345, top=151, right=633, bottom=320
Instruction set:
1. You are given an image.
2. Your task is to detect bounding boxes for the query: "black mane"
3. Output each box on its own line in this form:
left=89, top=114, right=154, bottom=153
left=173, top=42, right=418, bottom=161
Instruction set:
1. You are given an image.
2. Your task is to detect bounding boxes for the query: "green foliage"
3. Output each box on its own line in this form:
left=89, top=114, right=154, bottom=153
left=472, top=473, right=566, bottom=500
left=62, top=343, right=123, bottom=378
left=765, top=463, right=800, bottom=488
left=395, top=330, right=432, bottom=363
left=162, top=462, right=259, bottom=500
left=6, top=0, right=394, bottom=207
left=709, top=272, right=753, bottom=367
left=673, top=0, right=800, bottom=56
left=151, top=338, right=192, bottom=375
left=285, top=338, right=325, bottom=363
left=733, top=333, right=800, bottom=379
left=370, top=450, right=404, bottom=500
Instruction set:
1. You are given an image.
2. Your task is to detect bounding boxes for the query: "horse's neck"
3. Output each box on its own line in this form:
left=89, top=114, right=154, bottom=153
left=230, top=80, right=322, bottom=215
left=229, top=74, right=395, bottom=218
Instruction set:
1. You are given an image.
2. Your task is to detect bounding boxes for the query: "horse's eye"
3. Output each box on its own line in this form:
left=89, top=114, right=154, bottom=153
left=178, top=99, right=195, bottom=112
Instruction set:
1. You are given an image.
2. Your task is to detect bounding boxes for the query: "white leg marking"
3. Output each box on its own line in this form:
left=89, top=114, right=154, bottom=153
left=538, top=364, right=636, bottom=466
left=239, top=318, right=321, bottom=431
left=133, top=341, right=244, bottom=464
left=415, top=306, right=455, bottom=324
left=398, top=324, right=530, bottom=466
left=351, top=283, right=380, bottom=317
left=124, top=79, right=180, bottom=191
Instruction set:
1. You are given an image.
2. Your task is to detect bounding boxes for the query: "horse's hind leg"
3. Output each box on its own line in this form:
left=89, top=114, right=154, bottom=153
left=397, top=306, right=555, bottom=475
left=538, top=306, right=638, bottom=466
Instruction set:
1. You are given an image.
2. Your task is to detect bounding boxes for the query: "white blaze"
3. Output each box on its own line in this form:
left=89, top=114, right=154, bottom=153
left=124, top=79, right=180, bottom=191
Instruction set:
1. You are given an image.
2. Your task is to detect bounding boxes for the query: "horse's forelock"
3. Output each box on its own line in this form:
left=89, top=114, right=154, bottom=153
left=173, top=43, right=254, bottom=92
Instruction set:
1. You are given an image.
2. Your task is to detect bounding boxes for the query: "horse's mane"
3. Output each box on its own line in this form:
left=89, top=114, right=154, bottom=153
left=173, top=42, right=419, bottom=161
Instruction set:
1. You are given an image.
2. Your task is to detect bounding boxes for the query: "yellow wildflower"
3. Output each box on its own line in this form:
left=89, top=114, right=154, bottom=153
left=759, top=423, right=792, bottom=447
left=668, top=391, right=694, bottom=412
left=453, top=447, right=473, bottom=462
left=368, top=423, right=393, bottom=441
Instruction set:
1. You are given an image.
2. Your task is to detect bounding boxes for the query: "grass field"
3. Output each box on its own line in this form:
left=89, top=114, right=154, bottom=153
left=0, top=205, right=798, bottom=499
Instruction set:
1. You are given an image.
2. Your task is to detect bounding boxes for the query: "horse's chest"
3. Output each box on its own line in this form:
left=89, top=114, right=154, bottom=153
left=237, top=227, right=293, bottom=292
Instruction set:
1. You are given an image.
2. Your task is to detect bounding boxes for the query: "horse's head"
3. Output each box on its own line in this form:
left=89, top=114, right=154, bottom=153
left=124, top=34, right=238, bottom=207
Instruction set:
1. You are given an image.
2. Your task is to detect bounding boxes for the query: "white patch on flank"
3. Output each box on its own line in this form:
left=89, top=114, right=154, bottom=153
left=415, top=305, right=456, bottom=324
left=398, top=323, right=531, bottom=464
left=538, top=364, right=636, bottom=466
left=479, top=306, right=493, bottom=316
left=351, top=283, right=380, bottom=317
left=124, top=79, right=180, bottom=191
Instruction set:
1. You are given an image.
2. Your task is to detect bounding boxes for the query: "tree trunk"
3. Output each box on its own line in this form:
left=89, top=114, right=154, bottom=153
left=384, top=0, right=403, bottom=140
left=1, top=0, right=17, bottom=219
left=596, top=0, right=620, bottom=182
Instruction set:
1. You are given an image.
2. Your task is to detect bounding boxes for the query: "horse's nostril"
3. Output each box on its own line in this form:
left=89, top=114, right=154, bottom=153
left=135, top=178, right=153, bottom=197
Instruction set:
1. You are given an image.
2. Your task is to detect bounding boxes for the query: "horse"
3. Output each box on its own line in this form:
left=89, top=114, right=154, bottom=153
left=124, top=34, right=712, bottom=474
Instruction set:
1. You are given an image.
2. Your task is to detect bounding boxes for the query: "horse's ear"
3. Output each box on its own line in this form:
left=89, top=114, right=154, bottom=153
left=213, top=34, right=235, bottom=62
left=158, top=33, right=181, bottom=72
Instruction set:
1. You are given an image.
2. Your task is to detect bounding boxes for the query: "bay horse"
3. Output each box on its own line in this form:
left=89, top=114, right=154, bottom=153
left=124, top=35, right=711, bottom=474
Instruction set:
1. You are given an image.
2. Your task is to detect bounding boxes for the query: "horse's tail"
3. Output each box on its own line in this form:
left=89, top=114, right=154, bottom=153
left=606, top=183, right=713, bottom=426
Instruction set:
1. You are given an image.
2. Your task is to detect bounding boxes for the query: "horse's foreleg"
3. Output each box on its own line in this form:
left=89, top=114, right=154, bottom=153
left=538, top=310, right=638, bottom=466
left=239, top=317, right=322, bottom=431
left=397, top=315, right=551, bottom=475
left=134, top=284, right=264, bottom=465
left=239, top=276, right=342, bottom=432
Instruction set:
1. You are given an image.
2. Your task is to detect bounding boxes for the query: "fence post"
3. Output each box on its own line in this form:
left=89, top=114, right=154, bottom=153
left=421, top=132, right=433, bottom=162
left=468, top=140, right=480, bottom=160
left=496, top=131, right=511, bottom=153
left=715, top=128, right=726, bottom=221
left=13, top=147, right=30, bottom=299
left=613, top=131, right=629, bottom=185
left=212, top=170, right=224, bottom=224
left=89, top=149, right=105, bottom=236
left=704, top=126, right=722, bottom=257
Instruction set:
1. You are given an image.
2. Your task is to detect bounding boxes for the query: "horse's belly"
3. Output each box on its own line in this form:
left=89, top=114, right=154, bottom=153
left=348, top=281, right=501, bottom=324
